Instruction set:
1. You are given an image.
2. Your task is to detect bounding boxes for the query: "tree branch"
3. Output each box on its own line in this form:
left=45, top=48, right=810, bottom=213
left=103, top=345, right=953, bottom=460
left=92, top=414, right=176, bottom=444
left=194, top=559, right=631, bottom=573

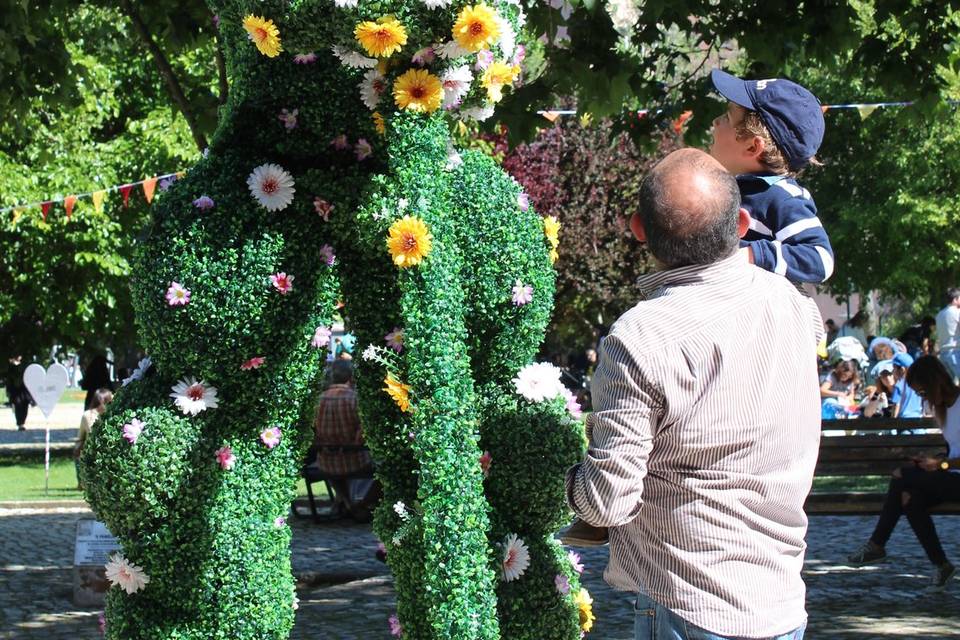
left=119, top=0, right=208, bottom=151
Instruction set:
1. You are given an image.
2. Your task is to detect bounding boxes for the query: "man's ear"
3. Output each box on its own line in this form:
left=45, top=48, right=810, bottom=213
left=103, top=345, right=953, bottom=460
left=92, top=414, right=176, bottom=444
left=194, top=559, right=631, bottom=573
left=630, top=213, right=646, bottom=242
left=737, top=207, right=750, bottom=238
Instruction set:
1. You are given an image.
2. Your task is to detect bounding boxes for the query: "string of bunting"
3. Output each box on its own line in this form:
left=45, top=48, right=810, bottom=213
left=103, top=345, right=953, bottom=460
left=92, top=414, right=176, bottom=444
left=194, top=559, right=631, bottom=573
left=3, top=171, right=184, bottom=224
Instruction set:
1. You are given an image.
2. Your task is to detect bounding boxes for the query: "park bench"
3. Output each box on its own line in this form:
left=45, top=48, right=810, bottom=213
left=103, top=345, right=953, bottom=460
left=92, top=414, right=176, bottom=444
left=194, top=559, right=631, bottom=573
left=296, top=444, right=374, bottom=523
left=805, top=417, right=960, bottom=515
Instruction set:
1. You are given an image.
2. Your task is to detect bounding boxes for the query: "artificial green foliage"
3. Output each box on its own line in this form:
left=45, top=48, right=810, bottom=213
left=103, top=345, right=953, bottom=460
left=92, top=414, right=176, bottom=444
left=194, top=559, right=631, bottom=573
left=82, top=1, right=583, bottom=638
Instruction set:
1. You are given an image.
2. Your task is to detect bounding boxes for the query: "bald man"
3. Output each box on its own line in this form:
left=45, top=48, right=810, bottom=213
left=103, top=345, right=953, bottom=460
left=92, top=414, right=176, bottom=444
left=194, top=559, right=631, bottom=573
left=565, top=149, right=823, bottom=640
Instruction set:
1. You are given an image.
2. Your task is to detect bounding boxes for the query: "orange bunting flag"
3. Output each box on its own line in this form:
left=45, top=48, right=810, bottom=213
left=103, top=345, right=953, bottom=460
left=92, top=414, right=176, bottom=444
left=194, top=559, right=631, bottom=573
left=673, top=110, right=694, bottom=135
left=63, top=195, right=78, bottom=218
left=821, top=105, right=830, bottom=114
left=119, top=184, right=133, bottom=207
left=41, top=202, right=52, bottom=220
left=541, top=111, right=560, bottom=123
left=92, top=190, right=106, bottom=214
left=142, top=177, right=158, bottom=204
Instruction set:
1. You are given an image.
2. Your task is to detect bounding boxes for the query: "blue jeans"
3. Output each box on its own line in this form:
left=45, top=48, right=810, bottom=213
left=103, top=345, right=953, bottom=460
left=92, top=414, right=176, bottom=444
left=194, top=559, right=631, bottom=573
left=634, top=593, right=805, bottom=640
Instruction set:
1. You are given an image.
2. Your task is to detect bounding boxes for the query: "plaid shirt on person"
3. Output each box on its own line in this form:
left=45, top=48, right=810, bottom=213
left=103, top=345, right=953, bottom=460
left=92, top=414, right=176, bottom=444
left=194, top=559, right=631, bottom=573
left=313, top=384, right=372, bottom=475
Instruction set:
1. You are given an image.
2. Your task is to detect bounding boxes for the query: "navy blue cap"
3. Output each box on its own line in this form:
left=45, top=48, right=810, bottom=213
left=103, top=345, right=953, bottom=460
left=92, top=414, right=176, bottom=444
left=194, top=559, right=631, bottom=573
left=710, top=69, right=825, bottom=171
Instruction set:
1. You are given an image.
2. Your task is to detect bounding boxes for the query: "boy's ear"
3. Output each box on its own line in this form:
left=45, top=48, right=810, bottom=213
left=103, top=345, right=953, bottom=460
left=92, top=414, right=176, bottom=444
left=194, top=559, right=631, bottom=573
left=744, top=135, right=765, bottom=161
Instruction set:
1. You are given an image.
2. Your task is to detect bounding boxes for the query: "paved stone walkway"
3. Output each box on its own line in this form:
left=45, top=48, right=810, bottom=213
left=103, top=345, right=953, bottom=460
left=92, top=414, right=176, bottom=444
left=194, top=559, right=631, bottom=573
left=1, top=507, right=958, bottom=639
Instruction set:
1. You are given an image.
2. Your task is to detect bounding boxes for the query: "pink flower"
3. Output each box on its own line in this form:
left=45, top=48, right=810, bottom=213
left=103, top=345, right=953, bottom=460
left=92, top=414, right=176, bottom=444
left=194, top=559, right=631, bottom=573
left=166, top=282, right=190, bottom=306
left=271, top=272, right=294, bottom=294
left=411, top=46, right=436, bottom=66
left=212, top=14, right=220, bottom=28
left=274, top=516, right=286, bottom=527
left=555, top=573, right=571, bottom=595
left=319, top=244, right=336, bottom=266
left=517, top=193, right=530, bottom=212
left=314, top=198, right=334, bottom=221
left=475, top=49, right=494, bottom=70
left=260, top=426, right=282, bottom=449
left=331, top=134, right=351, bottom=150
left=388, top=614, right=402, bottom=636
left=512, top=280, right=533, bottom=306
left=241, top=356, right=265, bottom=370
left=278, top=108, right=298, bottom=130
left=568, top=550, right=584, bottom=574
left=312, top=326, right=332, bottom=348
left=122, top=418, right=145, bottom=444
left=293, top=52, right=317, bottom=64
left=561, top=386, right=583, bottom=418
left=98, top=612, right=106, bottom=633
left=355, top=138, right=373, bottom=161
left=193, top=195, right=215, bottom=210
left=215, top=446, right=236, bottom=470
left=513, top=44, right=526, bottom=66
left=385, top=327, right=404, bottom=353
left=479, top=451, right=492, bottom=477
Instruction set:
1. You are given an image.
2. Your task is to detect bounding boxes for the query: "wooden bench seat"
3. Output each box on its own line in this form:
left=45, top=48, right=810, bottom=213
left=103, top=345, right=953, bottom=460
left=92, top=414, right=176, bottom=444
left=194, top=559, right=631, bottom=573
left=805, top=417, right=960, bottom=515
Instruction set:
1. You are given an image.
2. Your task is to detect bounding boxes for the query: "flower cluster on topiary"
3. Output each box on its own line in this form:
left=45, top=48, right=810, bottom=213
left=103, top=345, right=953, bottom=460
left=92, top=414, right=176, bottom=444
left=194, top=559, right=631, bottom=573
left=81, top=2, right=589, bottom=638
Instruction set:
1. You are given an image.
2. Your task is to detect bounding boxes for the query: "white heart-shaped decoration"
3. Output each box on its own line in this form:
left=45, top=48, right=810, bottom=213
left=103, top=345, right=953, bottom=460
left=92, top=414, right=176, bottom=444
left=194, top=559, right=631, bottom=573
left=23, top=363, right=69, bottom=419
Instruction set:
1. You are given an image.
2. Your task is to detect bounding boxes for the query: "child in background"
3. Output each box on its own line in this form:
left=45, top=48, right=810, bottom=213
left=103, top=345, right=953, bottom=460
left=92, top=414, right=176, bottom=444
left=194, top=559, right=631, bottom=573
left=75, top=388, right=113, bottom=488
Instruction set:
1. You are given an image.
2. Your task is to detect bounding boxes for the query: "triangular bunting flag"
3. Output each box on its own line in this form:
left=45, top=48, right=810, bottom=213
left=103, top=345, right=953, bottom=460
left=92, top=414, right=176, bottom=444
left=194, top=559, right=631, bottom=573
left=673, top=110, right=693, bottom=135
left=119, top=184, right=133, bottom=207
left=821, top=105, right=830, bottom=114
left=541, top=111, right=560, bottom=123
left=857, top=105, right=878, bottom=120
left=92, top=190, right=106, bottom=214
left=142, top=177, right=158, bottom=204
left=63, top=195, right=78, bottom=218
left=176, top=171, right=186, bottom=178
left=11, top=207, right=25, bottom=225
left=41, top=202, right=52, bottom=220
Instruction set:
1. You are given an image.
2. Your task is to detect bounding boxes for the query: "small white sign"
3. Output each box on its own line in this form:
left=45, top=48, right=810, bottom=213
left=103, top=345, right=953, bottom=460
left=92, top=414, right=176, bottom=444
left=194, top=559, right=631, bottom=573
left=74, top=519, right=121, bottom=566
left=23, top=363, right=69, bottom=419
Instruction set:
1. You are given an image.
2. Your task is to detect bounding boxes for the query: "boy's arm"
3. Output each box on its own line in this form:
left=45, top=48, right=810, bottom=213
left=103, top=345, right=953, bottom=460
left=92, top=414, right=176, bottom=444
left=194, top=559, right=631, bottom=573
left=745, top=197, right=834, bottom=283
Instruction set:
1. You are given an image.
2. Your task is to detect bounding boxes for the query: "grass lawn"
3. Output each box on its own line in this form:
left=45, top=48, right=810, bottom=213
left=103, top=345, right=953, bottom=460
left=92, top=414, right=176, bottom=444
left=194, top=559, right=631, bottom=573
left=0, top=454, right=324, bottom=502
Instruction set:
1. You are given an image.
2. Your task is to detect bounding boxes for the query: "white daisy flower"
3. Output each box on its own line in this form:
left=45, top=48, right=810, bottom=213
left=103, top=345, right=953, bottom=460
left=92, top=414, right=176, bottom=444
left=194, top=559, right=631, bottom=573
left=334, top=0, right=359, bottom=7
left=421, top=0, right=452, bottom=7
left=170, top=377, right=220, bottom=416
left=496, top=16, right=517, bottom=58
left=247, top=163, right=295, bottom=212
left=122, top=356, right=152, bottom=387
left=512, top=362, right=565, bottom=402
left=331, top=45, right=378, bottom=68
left=359, top=68, right=388, bottom=111
left=104, top=553, right=150, bottom=595
left=441, top=65, right=473, bottom=108
left=501, top=534, right=530, bottom=582
left=435, top=40, right=471, bottom=60
left=460, top=105, right=496, bottom=122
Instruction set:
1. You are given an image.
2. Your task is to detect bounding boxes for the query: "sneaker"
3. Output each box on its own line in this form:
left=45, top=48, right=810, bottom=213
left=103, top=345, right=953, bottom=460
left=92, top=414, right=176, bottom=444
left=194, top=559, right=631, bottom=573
left=847, top=542, right=887, bottom=565
left=559, top=518, right=609, bottom=547
left=932, top=562, right=956, bottom=590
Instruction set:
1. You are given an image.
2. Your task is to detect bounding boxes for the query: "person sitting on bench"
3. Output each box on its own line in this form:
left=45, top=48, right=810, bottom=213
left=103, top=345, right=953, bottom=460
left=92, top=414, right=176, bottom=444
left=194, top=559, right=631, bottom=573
left=848, top=356, right=960, bottom=589
left=314, top=360, right=378, bottom=521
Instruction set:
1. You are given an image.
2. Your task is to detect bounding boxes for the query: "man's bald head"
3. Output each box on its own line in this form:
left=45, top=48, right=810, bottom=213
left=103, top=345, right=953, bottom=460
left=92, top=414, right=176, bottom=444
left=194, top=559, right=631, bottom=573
left=637, top=148, right=742, bottom=268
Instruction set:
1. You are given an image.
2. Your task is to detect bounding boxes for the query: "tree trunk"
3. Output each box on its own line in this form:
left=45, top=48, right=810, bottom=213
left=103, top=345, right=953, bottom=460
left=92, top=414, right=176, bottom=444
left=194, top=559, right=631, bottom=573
left=119, top=0, right=208, bottom=152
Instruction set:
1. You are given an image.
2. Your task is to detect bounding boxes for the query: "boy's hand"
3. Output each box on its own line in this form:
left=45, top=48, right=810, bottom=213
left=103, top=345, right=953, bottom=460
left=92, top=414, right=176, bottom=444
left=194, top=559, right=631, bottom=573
left=738, top=245, right=754, bottom=264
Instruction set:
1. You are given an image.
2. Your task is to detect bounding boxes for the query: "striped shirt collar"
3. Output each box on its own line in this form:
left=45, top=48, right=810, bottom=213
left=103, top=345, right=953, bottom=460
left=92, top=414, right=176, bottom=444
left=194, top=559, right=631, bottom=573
left=636, top=252, right=747, bottom=298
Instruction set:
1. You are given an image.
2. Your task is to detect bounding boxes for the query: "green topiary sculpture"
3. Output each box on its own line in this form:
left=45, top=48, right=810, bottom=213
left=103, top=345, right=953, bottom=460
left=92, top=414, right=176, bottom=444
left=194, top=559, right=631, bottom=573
left=80, top=1, right=588, bottom=638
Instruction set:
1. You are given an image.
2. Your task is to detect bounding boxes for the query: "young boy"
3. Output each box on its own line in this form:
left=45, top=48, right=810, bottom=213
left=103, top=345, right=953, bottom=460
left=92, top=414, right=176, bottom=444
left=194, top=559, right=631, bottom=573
left=561, top=70, right=834, bottom=547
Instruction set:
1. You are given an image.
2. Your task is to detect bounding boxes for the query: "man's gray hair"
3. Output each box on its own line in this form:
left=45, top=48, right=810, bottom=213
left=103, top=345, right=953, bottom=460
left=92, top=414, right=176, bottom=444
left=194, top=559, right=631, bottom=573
left=638, top=152, right=742, bottom=268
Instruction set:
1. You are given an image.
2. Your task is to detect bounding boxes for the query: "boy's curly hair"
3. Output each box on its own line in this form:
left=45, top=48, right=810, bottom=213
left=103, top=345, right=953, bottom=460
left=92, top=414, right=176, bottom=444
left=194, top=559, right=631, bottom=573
left=735, top=110, right=821, bottom=176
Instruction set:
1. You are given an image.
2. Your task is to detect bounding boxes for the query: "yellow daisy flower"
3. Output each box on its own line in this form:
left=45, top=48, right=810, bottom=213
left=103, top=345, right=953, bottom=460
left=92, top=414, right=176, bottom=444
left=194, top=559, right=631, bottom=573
left=393, top=69, right=444, bottom=114
left=482, top=61, right=521, bottom=103
left=242, top=15, right=282, bottom=58
left=355, top=16, right=408, bottom=58
left=387, top=215, right=434, bottom=267
left=575, top=588, right=595, bottom=632
left=383, top=374, right=413, bottom=412
left=373, top=112, right=386, bottom=135
left=543, top=216, right=560, bottom=249
left=549, top=248, right=559, bottom=264
left=452, top=4, right=501, bottom=53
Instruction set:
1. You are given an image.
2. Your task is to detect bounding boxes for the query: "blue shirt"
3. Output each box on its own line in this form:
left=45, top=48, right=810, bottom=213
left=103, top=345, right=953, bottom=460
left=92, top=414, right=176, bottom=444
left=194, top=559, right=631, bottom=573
left=738, top=174, right=835, bottom=284
left=891, top=378, right=923, bottom=418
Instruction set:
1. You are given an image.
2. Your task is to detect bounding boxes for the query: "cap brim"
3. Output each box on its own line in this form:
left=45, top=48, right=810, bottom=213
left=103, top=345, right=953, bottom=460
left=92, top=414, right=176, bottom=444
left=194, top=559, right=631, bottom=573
left=710, top=69, right=755, bottom=110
